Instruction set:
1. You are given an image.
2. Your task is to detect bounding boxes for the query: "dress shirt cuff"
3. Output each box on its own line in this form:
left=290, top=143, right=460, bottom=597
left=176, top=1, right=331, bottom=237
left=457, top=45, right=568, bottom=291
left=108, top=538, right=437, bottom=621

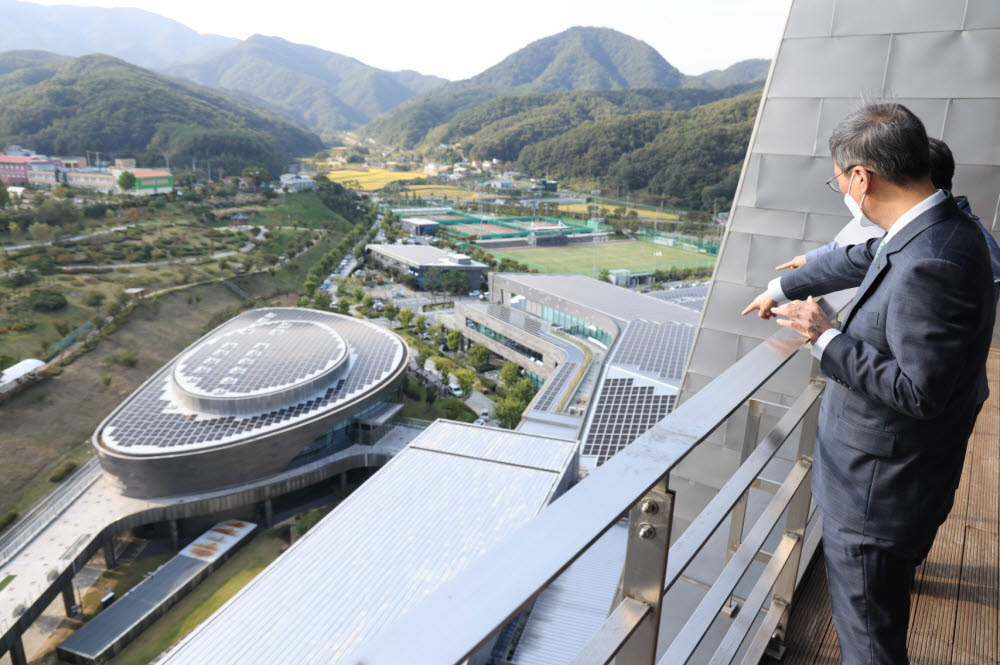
left=768, top=277, right=789, bottom=304
left=811, top=328, right=841, bottom=360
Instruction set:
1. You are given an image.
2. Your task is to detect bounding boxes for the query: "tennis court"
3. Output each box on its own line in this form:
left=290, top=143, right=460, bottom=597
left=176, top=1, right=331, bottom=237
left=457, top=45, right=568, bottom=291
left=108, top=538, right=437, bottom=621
left=447, top=222, right=520, bottom=236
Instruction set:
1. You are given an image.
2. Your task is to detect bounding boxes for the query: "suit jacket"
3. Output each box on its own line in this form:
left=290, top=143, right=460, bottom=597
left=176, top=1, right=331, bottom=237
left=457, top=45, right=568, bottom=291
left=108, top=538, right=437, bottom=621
left=781, top=195, right=995, bottom=543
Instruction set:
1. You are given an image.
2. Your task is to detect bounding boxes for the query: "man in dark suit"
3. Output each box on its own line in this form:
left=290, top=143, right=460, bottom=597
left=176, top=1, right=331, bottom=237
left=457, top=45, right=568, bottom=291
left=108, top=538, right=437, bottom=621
left=742, top=102, right=995, bottom=664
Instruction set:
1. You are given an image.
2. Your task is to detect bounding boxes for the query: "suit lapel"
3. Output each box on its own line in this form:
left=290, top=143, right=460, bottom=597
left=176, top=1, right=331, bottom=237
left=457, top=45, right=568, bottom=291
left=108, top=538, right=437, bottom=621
left=840, top=196, right=959, bottom=332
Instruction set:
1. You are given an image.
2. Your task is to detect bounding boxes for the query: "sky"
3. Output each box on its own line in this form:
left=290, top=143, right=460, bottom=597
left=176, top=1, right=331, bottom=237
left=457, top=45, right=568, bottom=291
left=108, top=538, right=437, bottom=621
left=26, top=0, right=792, bottom=80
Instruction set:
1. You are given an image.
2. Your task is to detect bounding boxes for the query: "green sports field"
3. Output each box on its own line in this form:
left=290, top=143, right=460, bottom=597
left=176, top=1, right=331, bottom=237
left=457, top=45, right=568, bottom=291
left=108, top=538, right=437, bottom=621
left=488, top=239, right=716, bottom=275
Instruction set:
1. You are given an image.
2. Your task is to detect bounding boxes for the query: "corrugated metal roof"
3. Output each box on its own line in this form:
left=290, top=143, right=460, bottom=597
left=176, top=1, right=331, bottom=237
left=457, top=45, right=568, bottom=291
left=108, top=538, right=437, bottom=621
left=159, top=421, right=577, bottom=665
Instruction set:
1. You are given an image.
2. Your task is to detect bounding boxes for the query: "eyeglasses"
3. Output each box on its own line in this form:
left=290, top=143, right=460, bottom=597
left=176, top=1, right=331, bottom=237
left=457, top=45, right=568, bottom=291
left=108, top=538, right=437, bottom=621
left=825, top=165, right=855, bottom=193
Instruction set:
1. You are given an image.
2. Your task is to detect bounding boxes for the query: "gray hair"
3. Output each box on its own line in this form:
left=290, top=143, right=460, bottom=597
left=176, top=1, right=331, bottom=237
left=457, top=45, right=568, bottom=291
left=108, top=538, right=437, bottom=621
left=828, top=100, right=930, bottom=184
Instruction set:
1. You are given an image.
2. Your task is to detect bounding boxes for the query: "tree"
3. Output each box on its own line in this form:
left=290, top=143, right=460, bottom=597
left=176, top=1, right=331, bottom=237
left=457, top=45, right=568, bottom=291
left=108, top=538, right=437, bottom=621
left=383, top=302, right=398, bottom=325
left=446, top=329, right=463, bottom=352
left=117, top=171, right=136, bottom=191
left=430, top=322, right=446, bottom=346
left=0, top=185, right=9, bottom=209
left=397, top=307, right=414, bottom=329
left=423, top=268, right=444, bottom=299
left=413, top=313, right=427, bottom=332
left=494, top=396, right=527, bottom=429
left=467, top=344, right=491, bottom=372
left=442, top=270, right=469, bottom=295
left=511, top=377, right=536, bottom=404
left=29, top=222, right=55, bottom=243
left=500, top=360, right=521, bottom=388
left=361, top=294, right=374, bottom=309
left=34, top=198, right=79, bottom=227
left=454, top=369, right=476, bottom=398
left=336, top=298, right=351, bottom=314
left=241, top=167, right=271, bottom=186
left=598, top=268, right=611, bottom=282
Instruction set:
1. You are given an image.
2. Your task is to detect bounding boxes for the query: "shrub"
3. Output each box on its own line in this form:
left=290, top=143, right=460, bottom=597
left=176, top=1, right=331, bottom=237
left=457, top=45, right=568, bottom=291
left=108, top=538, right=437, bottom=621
left=83, top=290, right=106, bottom=307
left=0, top=511, right=17, bottom=533
left=31, top=291, right=68, bottom=312
left=49, top=461, right=78, bottom=483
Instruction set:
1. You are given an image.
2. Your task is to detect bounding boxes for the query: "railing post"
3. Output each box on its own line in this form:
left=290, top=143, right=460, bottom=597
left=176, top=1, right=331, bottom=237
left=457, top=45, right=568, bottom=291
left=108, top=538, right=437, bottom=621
left=768, top=370, right=824, bottom=656
left=616, top=479, right=674, bottom=665
left=722, top=399, right=765, bottom=616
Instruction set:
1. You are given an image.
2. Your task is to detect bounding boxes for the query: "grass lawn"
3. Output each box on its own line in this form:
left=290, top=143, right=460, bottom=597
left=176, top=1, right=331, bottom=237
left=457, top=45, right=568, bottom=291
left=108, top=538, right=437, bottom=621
left=252, top=192, right=351, bottom=230
left=488, top=239, right=715, bottom=275
left=557, top=203, right=679, bottom=221
left=403, top=185, right=480, bottom=200
left=107, top=530, right=286, bottom=665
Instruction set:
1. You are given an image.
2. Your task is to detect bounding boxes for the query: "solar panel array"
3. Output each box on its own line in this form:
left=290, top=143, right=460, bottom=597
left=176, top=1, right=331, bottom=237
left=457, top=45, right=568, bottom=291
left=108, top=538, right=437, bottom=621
left=173, top=313, right=346, bottom=399
left=646, top=286, right=709, bottom=312
left=532, top=362, right=578, bottom=412
left=612, top=322, right=695, bottom=381
left=101, top=310, right=405, bottom=455
left=581, top=378, right=676, bottom=466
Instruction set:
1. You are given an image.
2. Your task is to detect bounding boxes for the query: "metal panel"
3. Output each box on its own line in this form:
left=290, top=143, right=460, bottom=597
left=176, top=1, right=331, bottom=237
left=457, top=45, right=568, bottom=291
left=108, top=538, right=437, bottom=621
left=736, top=153, right=761, bottom=208
left=730, top=207, right=806, bottom=240
left=754, top=155, right=845, bottom=215
left=885, top=30, right=1000, bottom=99
left=746, top=235, right=814, bottom=286
left=713, top=231, right=751, bottom=284
left=685, top=329, right=742, bottom=384
left=782, top=0, right=833, bottom=40
left=803, top=211, right=851, bottom=243
left=767, top=35, right=891, bottom=99
left=698, top=283, right=780, bottom=340
left=943, top=99, right=1000, bottom=167
left=752, top=98, right=822, bottom=156
left=965, top=0, right=1000, bottom=30
left=831, top=0, right=964, bottom=36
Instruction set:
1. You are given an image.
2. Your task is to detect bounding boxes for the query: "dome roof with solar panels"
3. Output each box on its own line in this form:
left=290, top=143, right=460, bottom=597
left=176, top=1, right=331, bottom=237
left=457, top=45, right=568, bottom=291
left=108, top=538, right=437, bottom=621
left=96, top=308, right=407, bottom=457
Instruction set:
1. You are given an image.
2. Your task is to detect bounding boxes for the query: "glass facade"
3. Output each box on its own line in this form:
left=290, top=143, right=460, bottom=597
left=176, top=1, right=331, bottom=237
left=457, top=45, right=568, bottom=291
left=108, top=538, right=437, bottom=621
left=509, top=293, right=613, bottom=346
left=525, top=370, right=545, bottom=389
left=465, top=318, right=544, bottom=364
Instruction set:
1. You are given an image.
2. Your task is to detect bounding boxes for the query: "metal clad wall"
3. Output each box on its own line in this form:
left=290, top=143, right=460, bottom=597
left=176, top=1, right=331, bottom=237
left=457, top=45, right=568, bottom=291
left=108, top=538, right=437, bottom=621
left=676, top=1, right=1000, bottom=507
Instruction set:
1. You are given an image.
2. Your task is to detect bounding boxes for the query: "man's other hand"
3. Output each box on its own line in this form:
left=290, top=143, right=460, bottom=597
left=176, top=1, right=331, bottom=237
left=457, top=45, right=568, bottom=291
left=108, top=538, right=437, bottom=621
left=776, top=255, right=807, bottom=270
left=772, top=296, right=832, bottom=342
left=741, top=292, right=779, bottom=319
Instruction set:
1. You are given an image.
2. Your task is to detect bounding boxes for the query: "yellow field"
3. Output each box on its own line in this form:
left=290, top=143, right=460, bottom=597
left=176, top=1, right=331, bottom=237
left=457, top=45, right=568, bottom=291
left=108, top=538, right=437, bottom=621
left=326, top=169, right=425, bottom=190
left=404, top=185, right=481, bottom=200
left=558, top=203, right=679, bottom=221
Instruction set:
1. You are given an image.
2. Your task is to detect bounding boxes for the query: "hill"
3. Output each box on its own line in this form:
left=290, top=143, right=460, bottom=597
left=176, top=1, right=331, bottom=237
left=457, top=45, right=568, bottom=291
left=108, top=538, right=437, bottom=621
left=419, top=85, right=759, bottom=162
left=0, top=53, right=323, bottom=176
left=0, top=0, right=236, bottom=69
left=363, top=27, right=766, bottom=148
left=685, top=58, right=770, bottom=89
left=166, top=35, right=447, bottom=138
left=517, top=92, right=761, bottom=211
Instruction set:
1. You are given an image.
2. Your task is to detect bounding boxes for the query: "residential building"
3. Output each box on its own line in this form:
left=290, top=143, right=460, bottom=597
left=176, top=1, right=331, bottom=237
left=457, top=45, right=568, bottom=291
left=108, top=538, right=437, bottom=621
left=279, top=173, right=315, bottom=192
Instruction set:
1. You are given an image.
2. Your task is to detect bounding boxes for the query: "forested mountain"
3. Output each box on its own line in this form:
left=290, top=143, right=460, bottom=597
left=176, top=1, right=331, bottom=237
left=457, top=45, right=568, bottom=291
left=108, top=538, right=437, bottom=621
left=362, top=27, right=767, bottom=148
left=684, top=58, right=770, bottom=89
left=0, top=53, right=323, bottom=176
left=419, top=85, right=760, bottom=162
left=166, top=35, right=447, bottom=138
left=0, top=0, right=235, bottom=69
left=517, top=92, right=761, bottom=210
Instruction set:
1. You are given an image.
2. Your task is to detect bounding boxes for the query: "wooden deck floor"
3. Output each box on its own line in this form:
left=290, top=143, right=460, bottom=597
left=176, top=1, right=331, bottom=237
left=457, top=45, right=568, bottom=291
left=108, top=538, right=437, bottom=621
left=777, top=349, right=1000, bottom=665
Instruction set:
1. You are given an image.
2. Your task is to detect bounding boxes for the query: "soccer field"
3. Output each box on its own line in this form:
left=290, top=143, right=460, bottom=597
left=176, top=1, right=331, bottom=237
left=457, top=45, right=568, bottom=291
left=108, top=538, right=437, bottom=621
left=488, top=240, right=716, bottom=275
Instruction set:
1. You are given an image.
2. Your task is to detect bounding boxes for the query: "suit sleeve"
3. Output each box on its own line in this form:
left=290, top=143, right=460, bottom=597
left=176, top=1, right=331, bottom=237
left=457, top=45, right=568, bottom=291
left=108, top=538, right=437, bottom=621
left=781, top=237, right=879, bottom=301
left=820, top=257, right=982, bottom=419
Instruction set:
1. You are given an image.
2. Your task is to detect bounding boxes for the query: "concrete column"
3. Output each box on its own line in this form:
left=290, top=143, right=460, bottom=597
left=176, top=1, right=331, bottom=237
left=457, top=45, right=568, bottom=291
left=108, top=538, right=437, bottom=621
left=168, top=519, right=180, bottom=551
left=9, top=634, right=28, bottom=665
left=103, top=535, right=117, bottom=569
left=62, top=584, right=75, bottom=617
left=263, top=499, right=273, bottom=529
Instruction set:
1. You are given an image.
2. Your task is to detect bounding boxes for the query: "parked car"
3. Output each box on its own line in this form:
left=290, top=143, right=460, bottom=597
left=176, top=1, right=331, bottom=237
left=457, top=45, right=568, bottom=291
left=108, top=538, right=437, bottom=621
left=479, top=408, right=490, bottom=419
left=449, top=383, right=463, bottom=397
left=473, top=418, right=487, bottom=426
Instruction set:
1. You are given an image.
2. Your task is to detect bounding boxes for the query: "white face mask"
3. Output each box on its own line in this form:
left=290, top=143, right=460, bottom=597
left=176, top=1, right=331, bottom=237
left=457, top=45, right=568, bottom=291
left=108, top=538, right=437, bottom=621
left=843, top=170, right=875, bottom=227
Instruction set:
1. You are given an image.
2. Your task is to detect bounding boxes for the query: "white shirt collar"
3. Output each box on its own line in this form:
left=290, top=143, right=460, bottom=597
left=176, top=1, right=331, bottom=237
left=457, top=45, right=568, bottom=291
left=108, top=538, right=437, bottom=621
left=882, top=189, right=947, bottom=245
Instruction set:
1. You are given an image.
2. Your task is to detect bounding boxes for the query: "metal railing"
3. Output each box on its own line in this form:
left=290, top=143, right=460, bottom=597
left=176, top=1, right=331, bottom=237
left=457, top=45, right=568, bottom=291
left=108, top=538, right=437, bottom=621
left=0, top=457, right=102, bottom=568
left=343, top=316, right=830, bottom=665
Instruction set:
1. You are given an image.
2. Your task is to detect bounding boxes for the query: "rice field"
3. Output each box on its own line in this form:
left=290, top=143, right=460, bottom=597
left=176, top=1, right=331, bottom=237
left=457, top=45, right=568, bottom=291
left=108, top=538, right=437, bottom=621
left=326, top=169, right=425, bottom=190
left=404, top=185, right=481, bottom=200
left=558, top=203, right=680, bottom=221
left=488, top=239, right=715, bottom=275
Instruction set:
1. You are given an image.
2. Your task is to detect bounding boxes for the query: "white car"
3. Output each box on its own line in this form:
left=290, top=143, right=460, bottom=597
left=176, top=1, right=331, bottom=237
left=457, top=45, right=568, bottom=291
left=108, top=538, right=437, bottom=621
left=473, top=418, right=487, bottom=426
left=449, top=384, right=463, bottom=397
